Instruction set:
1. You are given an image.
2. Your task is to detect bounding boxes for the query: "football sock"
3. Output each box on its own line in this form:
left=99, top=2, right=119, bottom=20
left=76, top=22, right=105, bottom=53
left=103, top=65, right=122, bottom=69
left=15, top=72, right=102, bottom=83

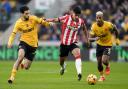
left=75, top=58, right=82, bottom=74
left=98, top=64, right=103, bottom=72
left=103, top=62, right=109, bottom=66
left=10, top=69, right=17, bottom=78
left=60, top=59, right=65, bottom=68
left=62, top=62, right=66, bottom=69
left=99, top=71, right=104, bottom=76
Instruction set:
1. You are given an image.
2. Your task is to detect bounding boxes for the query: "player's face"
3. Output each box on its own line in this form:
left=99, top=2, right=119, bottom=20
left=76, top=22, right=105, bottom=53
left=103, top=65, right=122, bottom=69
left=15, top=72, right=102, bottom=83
left=71, top=11, right=80, bottom=21
left=23, top=10, right=30, bottom=21
left=96, top=15, right=103, bottom=24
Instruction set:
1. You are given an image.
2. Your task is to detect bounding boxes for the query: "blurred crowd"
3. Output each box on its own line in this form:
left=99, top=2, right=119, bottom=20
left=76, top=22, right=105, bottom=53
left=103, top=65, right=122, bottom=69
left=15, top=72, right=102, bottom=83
left=1, top=0, right=128, bottom=43
left=0, top=0, right=30, bottom=35
left=0, top=0, right=11, bottom=23
left=0, top=0, right=31, bottom=23
left=73, top=0, right=128, bottom=42
left=39, top=0, right=128, bottom=43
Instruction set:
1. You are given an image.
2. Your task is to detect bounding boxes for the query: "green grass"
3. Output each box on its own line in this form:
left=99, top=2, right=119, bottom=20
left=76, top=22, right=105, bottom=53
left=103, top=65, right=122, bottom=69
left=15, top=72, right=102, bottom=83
left=0, top=61, right=128, bottom=89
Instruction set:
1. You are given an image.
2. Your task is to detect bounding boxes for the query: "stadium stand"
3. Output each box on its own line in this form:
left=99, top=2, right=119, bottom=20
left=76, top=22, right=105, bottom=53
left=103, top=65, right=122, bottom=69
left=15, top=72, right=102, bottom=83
left=0, top=0, right=128, bottom=43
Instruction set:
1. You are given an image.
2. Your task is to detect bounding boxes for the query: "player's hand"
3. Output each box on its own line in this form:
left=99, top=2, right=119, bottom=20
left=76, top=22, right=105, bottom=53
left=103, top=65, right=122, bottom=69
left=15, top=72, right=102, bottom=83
left=95, top=37, right=100, bottom=40
left=7, top=44, right=12, bottom=48
left=46, top=19, right=54, bottom=22
left=49, top=22, right=55, bottom=26
left=87, top=41, right=90, bottom=47
left=89, top=37, right=99, bottom=41
left=115, top=39, right=120, bottom=45
left=85, top=40, right=90, bottom=47
left=42, top=17, right=46, bottom=20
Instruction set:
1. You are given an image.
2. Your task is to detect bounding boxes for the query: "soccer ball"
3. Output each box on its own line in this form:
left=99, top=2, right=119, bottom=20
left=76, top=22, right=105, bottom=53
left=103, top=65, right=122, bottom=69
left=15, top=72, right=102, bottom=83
left=87, top=74, right=97, bottom=85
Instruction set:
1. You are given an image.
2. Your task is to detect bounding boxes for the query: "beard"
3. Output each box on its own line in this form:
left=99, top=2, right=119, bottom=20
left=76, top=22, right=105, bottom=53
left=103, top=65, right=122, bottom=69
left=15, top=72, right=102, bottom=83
left=24, top=16, right=29, bottom=21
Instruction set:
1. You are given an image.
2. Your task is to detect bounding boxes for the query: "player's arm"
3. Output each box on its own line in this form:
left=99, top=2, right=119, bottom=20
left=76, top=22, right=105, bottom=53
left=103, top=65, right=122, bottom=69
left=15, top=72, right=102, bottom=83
left=8, top=23, right=19, bottom=48
left=46, top=15, right=67, bottom=23
left=46, top=18, right=59, bottom=22
left=41, top=18, right=51, bottom=27
left=89, top=25, right=99, bottom=42
left=34, top=16, right=51, bottom=27
left=111, top=24, right=120, bottom=45
left=112, top=25, right=119, bottom=39
left=89, top=36, right=99, bottom=42
left=89, top=32, right=99, bottom=42
left=81, top=22, right=90, bottom=45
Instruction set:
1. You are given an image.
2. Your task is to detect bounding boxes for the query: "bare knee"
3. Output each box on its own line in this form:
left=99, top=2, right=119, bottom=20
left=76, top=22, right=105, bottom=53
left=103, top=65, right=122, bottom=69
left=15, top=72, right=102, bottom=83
left=102, top=55, right=109, bottom=63
left=24, top=66, right=30, bottom=70
left=18, top=54, right=24, bottom=59
left=72, top=48, right=80, bottom=58
left=24, top=64, right=30, bottom=70
left=18, top=49, right=25, bottom=60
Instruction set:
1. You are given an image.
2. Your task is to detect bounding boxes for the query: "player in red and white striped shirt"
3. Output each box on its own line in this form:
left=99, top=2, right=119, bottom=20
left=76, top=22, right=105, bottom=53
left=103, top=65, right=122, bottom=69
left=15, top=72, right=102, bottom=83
left=47, top=6, right=89, bottom=81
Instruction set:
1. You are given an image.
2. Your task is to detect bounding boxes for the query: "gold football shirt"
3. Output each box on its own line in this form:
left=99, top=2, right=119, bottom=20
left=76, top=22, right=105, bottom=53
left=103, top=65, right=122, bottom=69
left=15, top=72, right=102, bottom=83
left=90, top=21, right=114, bottom=46
left=8, top=15, right=49, bottom=47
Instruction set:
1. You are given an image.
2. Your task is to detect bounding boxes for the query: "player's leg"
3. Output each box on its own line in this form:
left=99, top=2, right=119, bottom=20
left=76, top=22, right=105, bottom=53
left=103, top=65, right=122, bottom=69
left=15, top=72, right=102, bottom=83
left=60, top=57, right=67, bottom=75
left=8, top=48, right=25, bottom=84
left=71, top=43, right=82, bottom=81
left=22, top=58, right=32, bottom=70
left=102, top=47, right=111, bottom=75
left=97, top=56, right=105, bottom=81
left=72, top=48, right=82, bottom=81
left=21, top=46, right=36, bottom=70
left=96, top=45, right=105, bottom=81
left=59, top=44, right=69, bottom=75
left=20, top=58, right=25, bottom=69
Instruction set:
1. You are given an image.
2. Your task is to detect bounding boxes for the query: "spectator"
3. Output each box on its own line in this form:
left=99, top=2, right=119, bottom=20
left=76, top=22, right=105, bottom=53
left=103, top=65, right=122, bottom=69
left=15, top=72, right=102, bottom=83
left=1, top=0, right=11, bottom=20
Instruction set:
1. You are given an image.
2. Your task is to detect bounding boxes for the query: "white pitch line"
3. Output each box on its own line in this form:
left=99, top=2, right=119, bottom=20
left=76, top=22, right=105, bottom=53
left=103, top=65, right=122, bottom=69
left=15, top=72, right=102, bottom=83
left=20, top=70, right=67, bottom=74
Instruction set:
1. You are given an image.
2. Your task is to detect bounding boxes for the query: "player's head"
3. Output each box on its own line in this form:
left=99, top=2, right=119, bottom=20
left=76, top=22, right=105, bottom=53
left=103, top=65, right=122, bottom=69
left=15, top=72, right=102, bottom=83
left=70, top=6, right=81, bottom=20
left=20, top=6, right=30, bottom=21
left=96, top=11, right=103, bottom=24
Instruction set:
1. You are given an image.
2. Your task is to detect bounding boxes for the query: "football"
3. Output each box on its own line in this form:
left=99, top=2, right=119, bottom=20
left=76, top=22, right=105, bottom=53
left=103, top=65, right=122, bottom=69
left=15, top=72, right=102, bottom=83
left=87, top=74, right=97, bottom=85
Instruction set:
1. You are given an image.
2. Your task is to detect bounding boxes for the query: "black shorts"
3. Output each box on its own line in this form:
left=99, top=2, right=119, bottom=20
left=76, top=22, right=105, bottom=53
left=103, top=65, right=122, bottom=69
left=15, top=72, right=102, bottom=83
left=60, top=43, right=79, bottom=57
left=96, top=44, right=112, bottom=57
left=18, top=41, right=37, bottom=61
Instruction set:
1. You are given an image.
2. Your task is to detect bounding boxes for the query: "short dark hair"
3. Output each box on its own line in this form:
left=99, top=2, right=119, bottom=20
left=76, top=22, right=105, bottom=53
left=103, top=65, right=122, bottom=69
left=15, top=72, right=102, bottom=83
left=72, top=6, right=81, bottom=14
left=20, top=6, right=29, bottom=13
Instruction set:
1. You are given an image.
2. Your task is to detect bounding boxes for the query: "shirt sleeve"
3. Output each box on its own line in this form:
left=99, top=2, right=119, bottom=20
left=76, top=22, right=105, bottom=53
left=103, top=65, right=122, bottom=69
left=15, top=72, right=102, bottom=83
left=58, top=15, right=68, bottom=22
left=13, top=22, right=19, bottom=33
left=34, top=16, right=50, bottom=27
left=90, top=24, right=95, bottom=36
left=8, top=22, right=19, bottom=46
left=34, top=16, right=42, bottom=24
left=108, top=22, right=114, bottom=30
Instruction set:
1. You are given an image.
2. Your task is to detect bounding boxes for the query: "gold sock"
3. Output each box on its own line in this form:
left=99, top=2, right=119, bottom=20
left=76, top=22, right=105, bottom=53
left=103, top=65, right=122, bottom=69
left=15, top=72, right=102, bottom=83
left=10, top=69, right=17, bottom=78
left=99, top=71, right=104, bottom=76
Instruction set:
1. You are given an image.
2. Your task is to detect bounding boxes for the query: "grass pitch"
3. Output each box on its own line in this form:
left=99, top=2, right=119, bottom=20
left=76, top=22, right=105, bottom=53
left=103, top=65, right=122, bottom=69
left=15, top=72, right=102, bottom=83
left=0, top=61, right=128, bottom=89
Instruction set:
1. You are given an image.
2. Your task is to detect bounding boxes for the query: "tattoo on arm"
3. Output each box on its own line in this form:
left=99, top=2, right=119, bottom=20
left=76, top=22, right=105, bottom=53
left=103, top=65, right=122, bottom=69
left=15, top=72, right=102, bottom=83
left=111, top=25, right=119, bottom=38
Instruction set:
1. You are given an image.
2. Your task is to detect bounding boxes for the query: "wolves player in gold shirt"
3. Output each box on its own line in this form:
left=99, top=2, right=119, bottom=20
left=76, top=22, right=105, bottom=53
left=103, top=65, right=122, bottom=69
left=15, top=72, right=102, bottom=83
left=90, top=11, right=120, bottom=81
left=7, top=6, right=50, bottom=84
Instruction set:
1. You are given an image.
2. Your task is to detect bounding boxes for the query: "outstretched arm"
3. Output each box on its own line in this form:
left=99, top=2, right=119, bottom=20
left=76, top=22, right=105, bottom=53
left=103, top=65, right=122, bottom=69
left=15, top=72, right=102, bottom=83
left=8, top=27, right=18, bottom=48
left=81, top=23, right=90, bottom=45
left=46, top=15, right=68, bottom=23
left=112, top=25, right=120, bottom=45
left=34, top=16, right=52, bottom=27
left=112, top=25, right=119, bottom=39
left=46, top=18, right=59, bottom=22
left=41, top=19, right=52, bottom=27
left=89, top=36, right=99, bottom=42
left=8, top=22, right=19, bottom=48
left=89, top=25, right=99, bottom=42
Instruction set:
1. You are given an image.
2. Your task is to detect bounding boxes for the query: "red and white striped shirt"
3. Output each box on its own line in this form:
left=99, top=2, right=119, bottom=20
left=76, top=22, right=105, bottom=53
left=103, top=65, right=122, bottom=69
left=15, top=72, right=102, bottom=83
left=59, top=15, right=84, bottom=45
